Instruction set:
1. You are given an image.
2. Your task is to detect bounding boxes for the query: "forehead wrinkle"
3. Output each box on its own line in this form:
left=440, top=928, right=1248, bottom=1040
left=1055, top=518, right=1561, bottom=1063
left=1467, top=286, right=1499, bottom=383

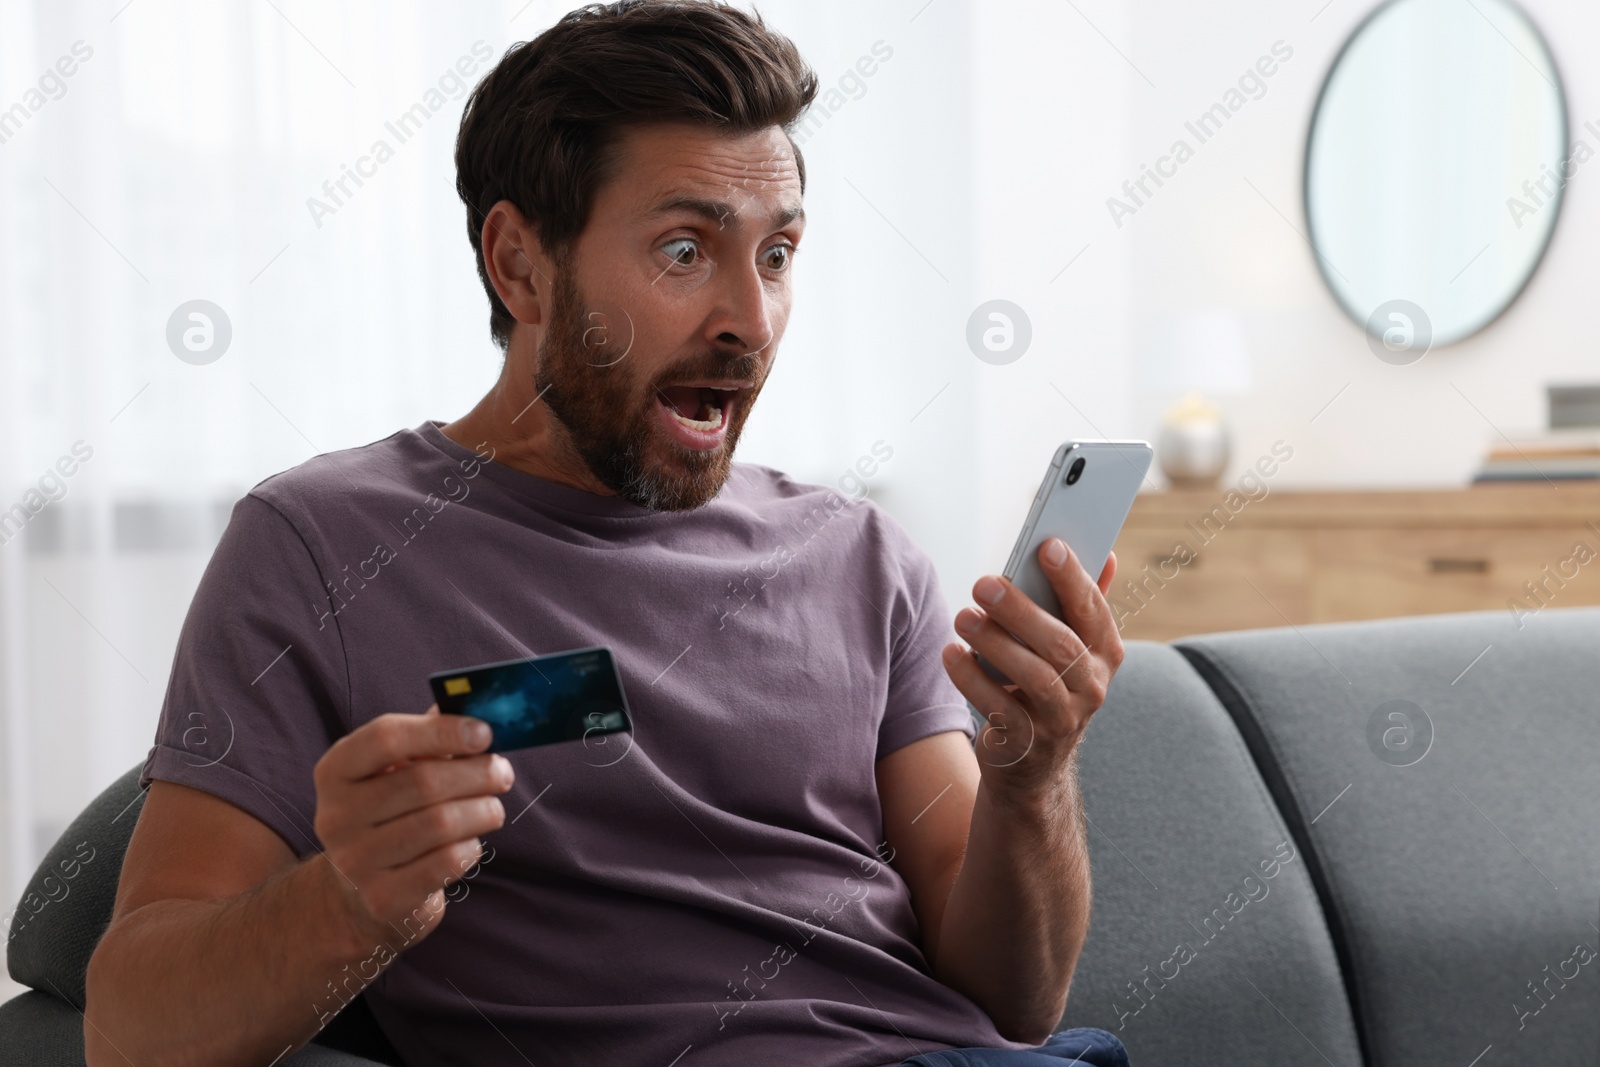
left=614, top=128, right=801, bottom=229
left=639, top=193, right=805, bottom=232
left=647, top=149, right=797, bottom=188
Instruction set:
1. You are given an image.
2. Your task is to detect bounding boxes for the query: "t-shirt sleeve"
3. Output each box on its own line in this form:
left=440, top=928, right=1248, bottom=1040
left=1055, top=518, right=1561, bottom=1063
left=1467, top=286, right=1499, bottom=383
left=876, top=515, right=977, bottom=762
left=140, top=491, right=350, bottom=861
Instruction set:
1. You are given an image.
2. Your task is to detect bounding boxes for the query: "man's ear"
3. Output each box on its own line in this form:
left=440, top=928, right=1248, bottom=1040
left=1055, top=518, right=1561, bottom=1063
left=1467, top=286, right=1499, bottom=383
left=480, top=199, right=556, bottom=329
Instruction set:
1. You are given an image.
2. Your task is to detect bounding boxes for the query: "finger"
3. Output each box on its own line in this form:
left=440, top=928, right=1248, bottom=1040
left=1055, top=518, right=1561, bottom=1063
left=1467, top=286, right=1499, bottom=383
left=385, top=838, right=485, bottom=916
left=940, top=642, right=1030, bottom=726
left=354, top=794, right=507, bottom=872
left=1036, top=538, right=1120, bottom=655
left=330, top=709, right=493, bottom=783
left=954, top=606, right=1090, bottom=698
left=968, top=567, right=1090, bottom=680
left=941, top=643, right=1041, bottom=765
left=382, top=703, right=444, bottom=773
left=355, top=751, right=513, bottom=827
left=364, top=841, right=481, bottom=924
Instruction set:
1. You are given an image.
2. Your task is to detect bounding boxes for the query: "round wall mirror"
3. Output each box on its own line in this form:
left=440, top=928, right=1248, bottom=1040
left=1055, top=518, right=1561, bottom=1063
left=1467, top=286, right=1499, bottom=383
left=1305, top=0, right=1566, bottom=349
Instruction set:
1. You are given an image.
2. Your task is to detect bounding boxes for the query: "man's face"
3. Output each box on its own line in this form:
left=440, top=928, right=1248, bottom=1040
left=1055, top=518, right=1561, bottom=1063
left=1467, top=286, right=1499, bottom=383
left=535, top=122, right=805, bottom=511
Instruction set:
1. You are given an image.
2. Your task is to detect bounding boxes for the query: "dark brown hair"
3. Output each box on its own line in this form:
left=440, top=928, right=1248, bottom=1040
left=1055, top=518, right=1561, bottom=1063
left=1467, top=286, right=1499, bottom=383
left=454, top=0, right=818, bottom=351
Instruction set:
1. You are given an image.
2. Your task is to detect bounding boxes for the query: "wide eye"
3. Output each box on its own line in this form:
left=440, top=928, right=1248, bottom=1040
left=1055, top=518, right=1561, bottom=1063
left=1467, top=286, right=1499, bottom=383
left=662, top=238, right=700, bottom=268
left=762, top=243, right=794, bottom=271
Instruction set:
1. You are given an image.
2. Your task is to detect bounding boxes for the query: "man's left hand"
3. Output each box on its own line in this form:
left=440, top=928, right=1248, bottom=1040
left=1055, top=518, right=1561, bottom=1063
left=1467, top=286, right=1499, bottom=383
left=940, top=538, right=1123, bottom=798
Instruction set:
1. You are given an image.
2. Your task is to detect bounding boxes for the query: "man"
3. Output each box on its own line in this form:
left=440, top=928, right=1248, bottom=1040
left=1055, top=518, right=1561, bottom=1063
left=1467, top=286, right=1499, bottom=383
left=83, top=3, right=1130, bottom=1065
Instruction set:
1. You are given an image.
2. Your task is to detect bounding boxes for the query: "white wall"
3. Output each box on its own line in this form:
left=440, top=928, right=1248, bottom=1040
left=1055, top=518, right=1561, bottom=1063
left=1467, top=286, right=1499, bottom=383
left=964, top=0, right=1135, bottom=601
left=738, top=0, right=985, bottom=602
left=1116, top=0, right=1595, bottom=488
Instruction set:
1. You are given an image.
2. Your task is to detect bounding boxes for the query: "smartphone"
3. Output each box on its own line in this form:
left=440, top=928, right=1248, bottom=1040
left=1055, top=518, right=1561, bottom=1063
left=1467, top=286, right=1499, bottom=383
left=977, top=440, right=1153, bottom=685
left=429, top=646, right=632, bottom=754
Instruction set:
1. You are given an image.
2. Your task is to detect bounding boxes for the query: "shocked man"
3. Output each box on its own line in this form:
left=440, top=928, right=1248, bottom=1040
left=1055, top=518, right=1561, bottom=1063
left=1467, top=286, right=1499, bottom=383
left=83, top=3, right=1129, bottom=1065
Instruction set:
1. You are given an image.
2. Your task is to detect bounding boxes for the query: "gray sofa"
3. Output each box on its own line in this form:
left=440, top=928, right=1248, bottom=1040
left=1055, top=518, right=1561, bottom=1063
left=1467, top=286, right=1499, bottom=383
left=4, top=607, right=1597, bottom=1065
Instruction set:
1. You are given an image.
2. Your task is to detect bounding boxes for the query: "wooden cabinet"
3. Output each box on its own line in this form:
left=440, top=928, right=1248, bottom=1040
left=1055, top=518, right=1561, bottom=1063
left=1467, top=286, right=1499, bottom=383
left=1113, top=485, right=1600, bottom=640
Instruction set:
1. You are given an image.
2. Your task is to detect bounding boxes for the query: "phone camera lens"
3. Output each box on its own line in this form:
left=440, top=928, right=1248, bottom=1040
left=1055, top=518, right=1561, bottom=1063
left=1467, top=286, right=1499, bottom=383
left=1064, top=457, right=1086, bottom=485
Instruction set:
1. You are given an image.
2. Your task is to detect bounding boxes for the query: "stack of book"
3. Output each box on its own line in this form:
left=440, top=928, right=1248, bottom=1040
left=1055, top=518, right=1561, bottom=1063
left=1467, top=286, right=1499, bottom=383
left=1474, top=431, right=1600, bottom=482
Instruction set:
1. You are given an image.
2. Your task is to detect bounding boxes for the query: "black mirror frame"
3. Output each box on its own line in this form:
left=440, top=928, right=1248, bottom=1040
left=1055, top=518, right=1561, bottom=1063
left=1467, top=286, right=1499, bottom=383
left=1301, top=0, right=1570, bottom=348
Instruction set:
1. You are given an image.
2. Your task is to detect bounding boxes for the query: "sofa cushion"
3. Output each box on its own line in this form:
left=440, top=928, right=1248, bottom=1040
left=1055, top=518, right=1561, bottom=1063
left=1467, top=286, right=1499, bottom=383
left=1055, top=642, right=1363, bottom=1066
left=1178, top=607, right=1600, bottom=1067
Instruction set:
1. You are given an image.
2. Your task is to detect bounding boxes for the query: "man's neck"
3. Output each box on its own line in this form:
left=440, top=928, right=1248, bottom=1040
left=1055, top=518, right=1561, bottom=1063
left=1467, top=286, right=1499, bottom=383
left=440, top=372, right=615, bottom=498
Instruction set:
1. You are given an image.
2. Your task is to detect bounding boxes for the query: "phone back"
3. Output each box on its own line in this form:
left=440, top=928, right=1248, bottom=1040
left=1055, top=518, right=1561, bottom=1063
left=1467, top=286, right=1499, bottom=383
left=1004, top=441, right=1152, bottom=621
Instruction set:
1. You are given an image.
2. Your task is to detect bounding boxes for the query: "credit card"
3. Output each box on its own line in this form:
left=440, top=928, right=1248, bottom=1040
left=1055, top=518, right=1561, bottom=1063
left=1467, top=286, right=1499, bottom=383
left=428, top=646, right=631, bottom=754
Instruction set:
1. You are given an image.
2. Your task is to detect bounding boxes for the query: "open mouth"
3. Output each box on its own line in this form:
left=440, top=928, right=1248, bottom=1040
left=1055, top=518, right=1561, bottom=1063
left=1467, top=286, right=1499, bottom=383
left=656, top=384, right=740, bottom=433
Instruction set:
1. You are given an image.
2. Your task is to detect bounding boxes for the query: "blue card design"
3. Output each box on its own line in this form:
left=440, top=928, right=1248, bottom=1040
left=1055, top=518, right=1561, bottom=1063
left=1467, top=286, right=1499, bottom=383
left=429, top=646, right=631, bottom=753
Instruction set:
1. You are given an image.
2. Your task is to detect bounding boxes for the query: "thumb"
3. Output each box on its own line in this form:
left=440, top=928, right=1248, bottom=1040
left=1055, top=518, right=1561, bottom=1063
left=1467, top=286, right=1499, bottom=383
left=385, top=704, right=441, bottom=773
left=1097, top=551, right=1118, bottom=596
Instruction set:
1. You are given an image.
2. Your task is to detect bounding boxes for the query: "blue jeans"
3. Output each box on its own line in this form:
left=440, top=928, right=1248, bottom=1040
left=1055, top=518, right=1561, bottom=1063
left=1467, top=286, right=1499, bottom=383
left=898, top=1027, right=1130, bottom=1066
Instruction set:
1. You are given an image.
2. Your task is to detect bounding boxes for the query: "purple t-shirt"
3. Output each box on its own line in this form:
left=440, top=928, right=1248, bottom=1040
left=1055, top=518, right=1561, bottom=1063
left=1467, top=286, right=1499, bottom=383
left=140, top=421, right=1033, bottom=1067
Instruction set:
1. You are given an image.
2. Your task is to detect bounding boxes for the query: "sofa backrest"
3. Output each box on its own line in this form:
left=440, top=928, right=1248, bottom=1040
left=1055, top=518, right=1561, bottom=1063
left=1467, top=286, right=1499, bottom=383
left=1177, top=607, right=1600, bottom=1067
left=6, top=764, right=146, bottom=1008
left=1057, top=642, right=1364, bottom=1065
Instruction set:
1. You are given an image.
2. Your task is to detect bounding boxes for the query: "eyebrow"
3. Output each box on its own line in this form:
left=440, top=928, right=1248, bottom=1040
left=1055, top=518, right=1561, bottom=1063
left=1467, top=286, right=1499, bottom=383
left=643, top=195, right=805, bottom=231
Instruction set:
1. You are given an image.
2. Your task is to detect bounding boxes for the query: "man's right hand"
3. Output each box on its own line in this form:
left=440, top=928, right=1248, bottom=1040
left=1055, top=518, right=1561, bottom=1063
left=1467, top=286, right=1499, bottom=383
left=84, top=708, right=516, bottom=1066
left=312, top=704, right=515, bottom=951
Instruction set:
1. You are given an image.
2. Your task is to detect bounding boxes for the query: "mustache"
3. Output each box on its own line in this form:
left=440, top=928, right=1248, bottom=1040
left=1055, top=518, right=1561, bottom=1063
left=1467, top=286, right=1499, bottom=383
left=652, top=350, right=766, bottom=388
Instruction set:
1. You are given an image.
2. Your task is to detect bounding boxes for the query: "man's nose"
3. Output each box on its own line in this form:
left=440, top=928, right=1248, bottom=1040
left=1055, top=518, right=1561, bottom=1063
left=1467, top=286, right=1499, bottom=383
left=708, top=259, right=777, bottom=356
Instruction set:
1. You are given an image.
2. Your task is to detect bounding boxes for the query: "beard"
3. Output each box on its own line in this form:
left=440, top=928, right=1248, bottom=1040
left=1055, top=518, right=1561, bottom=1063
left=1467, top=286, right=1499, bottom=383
left=533, top=264, right=767, bottom=511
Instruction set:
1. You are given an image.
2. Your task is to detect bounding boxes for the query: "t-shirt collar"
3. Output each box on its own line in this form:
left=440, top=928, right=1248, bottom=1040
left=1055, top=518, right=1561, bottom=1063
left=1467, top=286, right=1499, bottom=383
left=414, top=419, right=680, bottom=520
